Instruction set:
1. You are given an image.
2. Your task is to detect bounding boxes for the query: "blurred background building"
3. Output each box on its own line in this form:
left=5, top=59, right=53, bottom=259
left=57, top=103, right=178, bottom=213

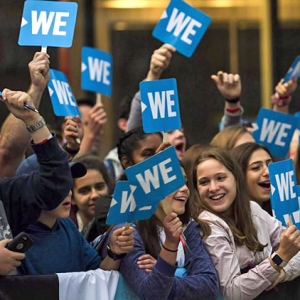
left=0, top=0, right=299, bottom=157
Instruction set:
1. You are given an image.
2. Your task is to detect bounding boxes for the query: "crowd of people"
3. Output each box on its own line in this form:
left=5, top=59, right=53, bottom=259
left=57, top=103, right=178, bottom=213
left=0, top=42, right=300, bottom=300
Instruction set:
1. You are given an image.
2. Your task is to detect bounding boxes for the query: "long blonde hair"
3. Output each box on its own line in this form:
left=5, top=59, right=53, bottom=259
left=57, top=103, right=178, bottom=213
left=210, top=125, right=252, bottom=150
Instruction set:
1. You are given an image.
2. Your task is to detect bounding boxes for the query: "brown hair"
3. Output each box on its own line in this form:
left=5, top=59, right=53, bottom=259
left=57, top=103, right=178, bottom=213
left=191, top=146, right=265, bottom=252
left=210, top=125, right=252, bottom=150
left=137, top=165, right=192, bottom=259
left=181, top=144, right=209, bottom=218
left=231, top=142, right=273, bottom=215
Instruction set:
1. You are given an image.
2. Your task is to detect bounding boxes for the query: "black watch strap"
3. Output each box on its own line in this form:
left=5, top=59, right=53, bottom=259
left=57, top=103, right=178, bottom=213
left=225, top=97, right=240, bottom=103
left=106, top=244, right=127, bottom=261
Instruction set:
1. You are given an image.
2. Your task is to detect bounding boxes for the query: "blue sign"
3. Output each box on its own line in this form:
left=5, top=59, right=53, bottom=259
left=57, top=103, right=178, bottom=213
left=152, top=0, right=212, bottom=57
left=125, top=146, right=184, bottom=204
left=269, top=159, right=300, bottom=229
left=48, top=69, right=81, bottom=117
left=106, top=181, right=159, bottom=225
left=140, top=78, right=181, bottom=133
left=18, top=1, right=78, bottom=47
left=283, top=55, right=300, bottom=84
left=252, top=108, right=298, bottom=158
left=81, top=47, right=113, bottom=97
left=295, top=112, right=300, bottom=129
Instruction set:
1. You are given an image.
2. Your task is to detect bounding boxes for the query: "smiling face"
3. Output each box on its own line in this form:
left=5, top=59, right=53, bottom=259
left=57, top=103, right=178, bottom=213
left=72, top=169, right=109, bottom=224
left=197, top=158, right=236, bottom=214
left=164, top=168, right=189, bottom=215
left=245, top=148, right=272, bottom=203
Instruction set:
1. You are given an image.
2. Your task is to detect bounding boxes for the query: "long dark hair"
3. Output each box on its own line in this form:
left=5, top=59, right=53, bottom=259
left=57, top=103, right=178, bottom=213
left=137, top=166, right=192, bottom=259
left=191, top=146, right=265, bottom=252
left=232, top=142, right=273, bottom=215
left=117, top=126, right=163, bottom=168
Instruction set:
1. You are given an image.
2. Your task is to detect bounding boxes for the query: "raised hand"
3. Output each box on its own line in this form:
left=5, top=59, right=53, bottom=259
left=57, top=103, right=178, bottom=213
left=28, top=52, right=50, bottom=93
left=275, top=78, right=297, bottom=97
left=64, top=116, right=83, bottom=149
left=146, top=44, right=176, bottom=81
left=211, top=71, right=242, bottom=100
left=85, top=103, right=107, bottom=138
left=1, top=89, right=39, bottom=123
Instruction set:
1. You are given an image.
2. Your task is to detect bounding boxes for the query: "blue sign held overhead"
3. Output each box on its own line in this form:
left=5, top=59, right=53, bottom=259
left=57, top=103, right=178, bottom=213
left=283, top=55, right=300, bottom=84
left=125, top=146, right=184, bottom=204
left=81, top=47, right=113, bottom=97
left=269, top=159, right=300, bottom=229
left=152, top=0, right=211, bottom=57
left=252, top=108, right=298, bottom=158
left=48, top=69, right=81, bottom=117
left=106, top=181, right=159, bottom=225
left=140, top=78, right=181, bottom=133
left=18, top=1, right=78, bottom=47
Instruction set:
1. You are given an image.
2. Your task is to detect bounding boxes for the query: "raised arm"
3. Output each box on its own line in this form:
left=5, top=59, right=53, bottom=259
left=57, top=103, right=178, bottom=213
left=77, top=103, right=107, bottom=156
left=271, top=78, right=297, bottom=114
left=0, top=52, right=50, bottom=177
left=127, top=44, right=176, bottom=132
left=211, top=71, right=243, bottom=129
left=0, top=89, right=72, bottom=235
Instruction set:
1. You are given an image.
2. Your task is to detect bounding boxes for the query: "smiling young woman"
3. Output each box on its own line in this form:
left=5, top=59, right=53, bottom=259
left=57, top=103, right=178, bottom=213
left=232, top=142, right=273, bottom=215
left=190, top=146, right=300, bottom=299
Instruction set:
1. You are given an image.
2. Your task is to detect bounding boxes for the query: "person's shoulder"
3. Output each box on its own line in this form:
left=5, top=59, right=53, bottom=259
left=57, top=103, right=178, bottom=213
left=59, top=217, right=82, bottom=232
left=199, top=210, right=225, bottom=224
left=250, top=200, right=263, bottom=210
left=250, top=201, right=269, bottom=217
left=199, top=210, right=230, bottom=236
left=250, top=200, right=275, bottom=226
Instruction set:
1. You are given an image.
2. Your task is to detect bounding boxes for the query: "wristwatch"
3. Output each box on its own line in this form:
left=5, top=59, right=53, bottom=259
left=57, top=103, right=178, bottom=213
left=106, top=244, right=127, bottom=261
left=271, top=252, right=287, bottom=268
left=26, top=117, right=46, bottom=133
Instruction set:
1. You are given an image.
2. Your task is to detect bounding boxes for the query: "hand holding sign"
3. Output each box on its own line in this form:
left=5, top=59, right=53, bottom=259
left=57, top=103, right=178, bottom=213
left=283, top=55, right=300, bottom=84
left=28, top=52, right=50, bottom=93
left=276, top=224, right=300, bottom=263
left=275, top=78, right=298, bottom=97
left=146, top=44, right=176, bottom=81
left=109, top=226, right=134, bottom=255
